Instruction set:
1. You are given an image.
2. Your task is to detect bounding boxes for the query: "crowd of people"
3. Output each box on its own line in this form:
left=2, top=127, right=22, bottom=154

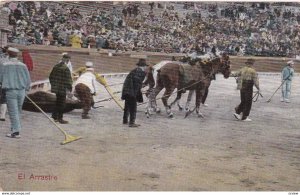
left=2, top=1, right=300, bottom=57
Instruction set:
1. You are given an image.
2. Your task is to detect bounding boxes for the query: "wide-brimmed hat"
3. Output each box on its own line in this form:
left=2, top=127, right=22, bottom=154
left=85, top=61, right=93, bottom=67
left=287, top=60, right=294, bottom=65
left=245, top=58, right=255, bottom=65
left=136, top=59, right=148, bottom=67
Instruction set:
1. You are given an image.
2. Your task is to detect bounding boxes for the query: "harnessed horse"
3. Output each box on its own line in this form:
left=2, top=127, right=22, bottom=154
left=144, top=53, right=231, bottom=118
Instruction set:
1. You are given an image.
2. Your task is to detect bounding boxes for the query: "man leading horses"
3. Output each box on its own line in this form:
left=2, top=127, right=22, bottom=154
left=232, top=58, right=260, bottom=122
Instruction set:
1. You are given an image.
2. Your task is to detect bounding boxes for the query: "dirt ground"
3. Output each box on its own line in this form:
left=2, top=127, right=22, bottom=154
left=0, top=73, right=299, bottom=191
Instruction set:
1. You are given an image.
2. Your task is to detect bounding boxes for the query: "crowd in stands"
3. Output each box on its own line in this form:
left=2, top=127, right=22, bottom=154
left=2, top=1, right=300, bottom=57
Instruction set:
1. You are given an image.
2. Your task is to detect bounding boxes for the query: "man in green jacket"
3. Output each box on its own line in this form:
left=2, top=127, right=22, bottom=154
left=49, top=54, right=73, bottom=124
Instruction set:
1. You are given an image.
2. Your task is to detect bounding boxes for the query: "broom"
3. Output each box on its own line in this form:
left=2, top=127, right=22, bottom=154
left=25, top=95, right=82, bottom=145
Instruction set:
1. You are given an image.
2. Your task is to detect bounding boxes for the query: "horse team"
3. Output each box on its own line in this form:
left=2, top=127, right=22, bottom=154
left=143, top=53, right=231, bottom=118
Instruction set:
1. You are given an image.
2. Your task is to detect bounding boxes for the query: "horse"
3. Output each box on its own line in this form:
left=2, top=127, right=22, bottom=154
left=143, top=59, right=189, bottom=117
left=146, top=53, right=231, bottom=118
left=143, top=56, right=214, bottom=117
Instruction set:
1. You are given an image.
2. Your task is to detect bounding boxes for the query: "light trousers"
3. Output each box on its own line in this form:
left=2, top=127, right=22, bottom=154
left=282, top=80, right=292, bottom=100
left=6, top=89, right=25, bottom=133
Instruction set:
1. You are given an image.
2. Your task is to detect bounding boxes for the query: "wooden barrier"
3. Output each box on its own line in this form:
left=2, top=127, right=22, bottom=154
left=9, top=44, right=299, bottom=82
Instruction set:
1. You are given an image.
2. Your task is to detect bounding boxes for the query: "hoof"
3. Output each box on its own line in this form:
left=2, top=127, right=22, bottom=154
left=178, top=107, right=183, bottom=111
left=185, top=111, right=192, bottom=118
left=156, top=108, right=161, bottom=113
left=168, top=113, right=174, bottom=118
left=198, top=113, right=204, bottom=118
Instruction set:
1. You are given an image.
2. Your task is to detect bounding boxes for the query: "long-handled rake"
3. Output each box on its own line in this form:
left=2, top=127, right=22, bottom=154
left=266, top=80, right=285, bottom=103
left=267, top=71, right=293, bottom=103
left=25, top=95, right=82, bottom=145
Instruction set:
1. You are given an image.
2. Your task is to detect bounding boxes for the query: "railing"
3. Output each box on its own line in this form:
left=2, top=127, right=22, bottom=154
left=29, top=72, right=129, bottom=93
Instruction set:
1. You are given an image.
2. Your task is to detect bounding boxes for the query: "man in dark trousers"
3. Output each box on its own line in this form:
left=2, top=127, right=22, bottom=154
left=232, top=58, right=260, bottom=122
left=49, top=54, right=73, bottom=124
left=121, top=58, right=148, bottom=127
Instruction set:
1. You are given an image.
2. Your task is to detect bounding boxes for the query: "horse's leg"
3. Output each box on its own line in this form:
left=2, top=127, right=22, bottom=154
left=185, top=90, right=195, bottom=111
left=145, top=88, right=153, bottom=118
left=177, top=98, right=183, bottom=111
left=162, top=87, right=176, bottom=118
left=150, top=84, right=163, bottom=114
left=170, top=91, right=183, bottom=110
left=195, top=88, right=205, bottom=118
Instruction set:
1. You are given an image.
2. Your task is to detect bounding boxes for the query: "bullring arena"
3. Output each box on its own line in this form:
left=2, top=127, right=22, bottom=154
left=0, top=44, right=299, bottom=191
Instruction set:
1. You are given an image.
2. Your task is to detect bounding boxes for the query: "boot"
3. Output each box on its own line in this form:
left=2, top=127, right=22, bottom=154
left=0, top=104, right=7, bottom=121
left=129, top=123, right=141, bottom=127
left=82, top=114, right=91, bottom=119
left=58, top=119, right=69, bottom=124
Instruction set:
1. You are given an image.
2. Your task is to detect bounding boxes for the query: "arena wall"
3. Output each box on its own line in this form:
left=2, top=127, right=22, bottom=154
left=10, top=44, right=298, bottom=82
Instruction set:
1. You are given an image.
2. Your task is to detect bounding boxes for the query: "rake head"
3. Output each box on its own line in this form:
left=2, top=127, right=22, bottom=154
left=61, top=134, right=82, bottom=145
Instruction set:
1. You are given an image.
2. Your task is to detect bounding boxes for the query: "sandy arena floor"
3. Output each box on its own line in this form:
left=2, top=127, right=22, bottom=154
left=0, top=74, right=299, bottom=191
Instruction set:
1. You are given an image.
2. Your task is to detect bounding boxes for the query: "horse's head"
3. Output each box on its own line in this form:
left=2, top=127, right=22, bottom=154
left=179, top=56, right=192, bottom=63
left=220, top=53, right=231, bottom=78
left=205, top=53, right=230, bottom=78
left=143, top=66, right=155, bottom=88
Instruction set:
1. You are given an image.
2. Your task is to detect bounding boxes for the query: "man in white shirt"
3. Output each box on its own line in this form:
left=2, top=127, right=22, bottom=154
left=74, top=62, right=97, bottom=119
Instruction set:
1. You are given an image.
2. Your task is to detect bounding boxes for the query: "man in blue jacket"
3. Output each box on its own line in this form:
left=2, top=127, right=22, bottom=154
left=0, top=47, right=31, bottom=138
left=281, top=60, right=295, bottom=103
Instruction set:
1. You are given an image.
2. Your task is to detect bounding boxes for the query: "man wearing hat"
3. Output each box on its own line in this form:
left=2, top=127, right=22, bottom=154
left=49, top=53, right=73, bottom=124
left=232, top=58, right=260, bottom=122
left=74, top=61, right=98, bottom=119
left=121, top=58, right=148, bottom=127
left=281, top=60, right=295, bottom=103
left=61, top=52, right=73, bottom=75
left=0, top=47, right=31, bottom=138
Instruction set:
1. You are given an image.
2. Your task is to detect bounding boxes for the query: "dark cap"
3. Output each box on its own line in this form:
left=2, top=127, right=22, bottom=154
left=245, top=58, right=255, bottom=65
left=62, top=52, right=71, bottom=59
left=136, top=59, right=148, bottom=67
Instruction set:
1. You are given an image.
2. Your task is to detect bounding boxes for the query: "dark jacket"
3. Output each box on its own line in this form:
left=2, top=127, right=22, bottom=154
left=121, top=67, right=146, bottom=102
left=49, top=62, right=73, bottom=94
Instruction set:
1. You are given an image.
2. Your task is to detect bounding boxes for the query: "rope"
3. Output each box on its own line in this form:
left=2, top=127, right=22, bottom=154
left=252, top=91, right=263, bottom=102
